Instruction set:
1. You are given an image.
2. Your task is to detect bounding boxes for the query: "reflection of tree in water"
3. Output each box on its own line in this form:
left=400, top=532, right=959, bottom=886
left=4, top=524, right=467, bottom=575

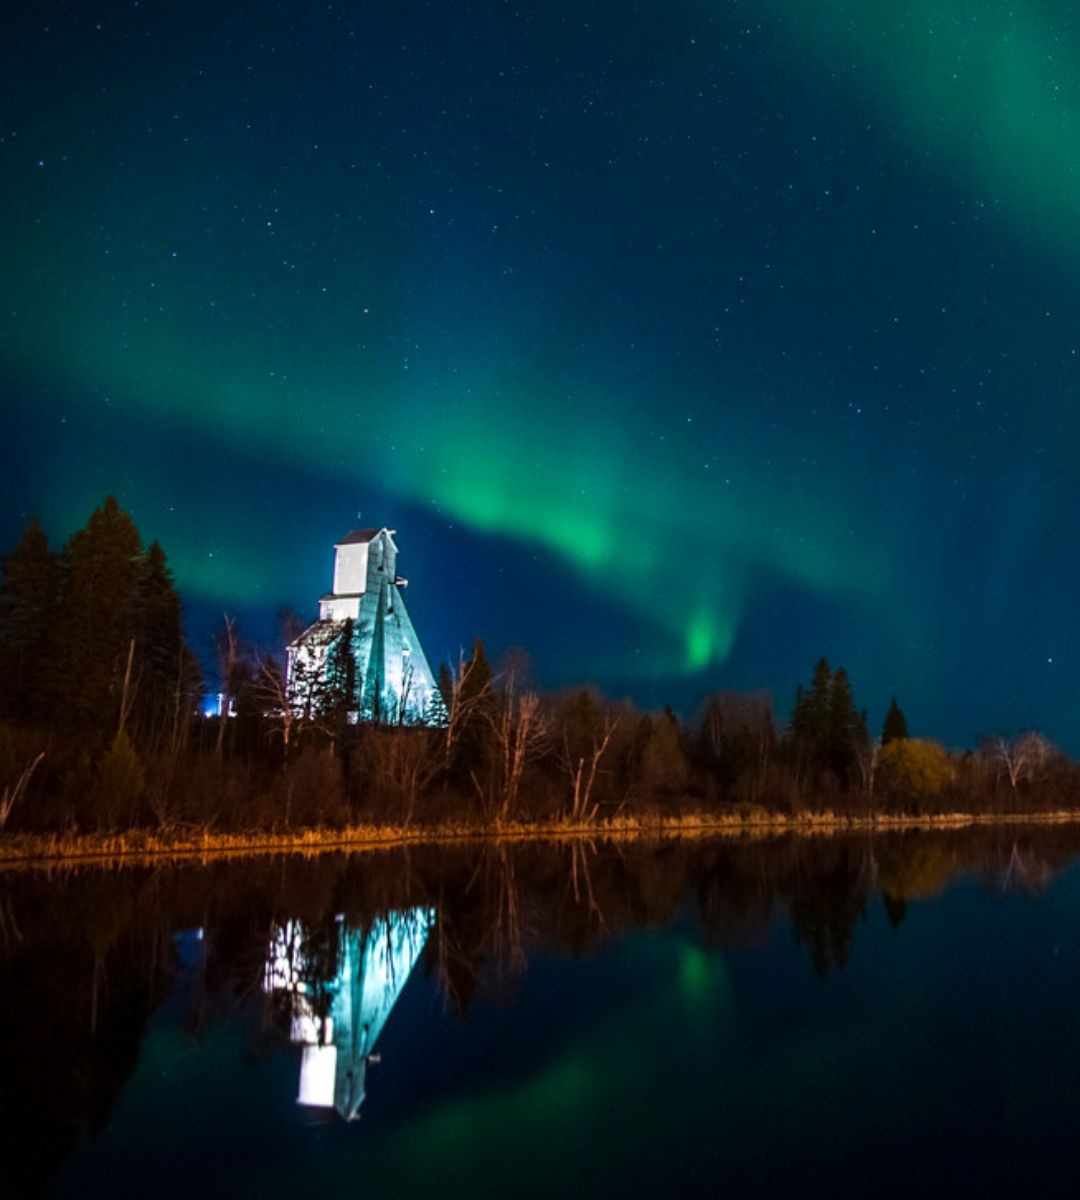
left=427, top=841, right=696, bottom=1014
left=996, top=840, right=1054, bottom=896
left=0, top=873, right=174, bottom=1197
left=428, top=843, right=535, bottom=1015
left=5, top=825, right=1080, bottom=1186
left=882, top=891, right=907, bottom=931
left=696, top=849, right=778, bottom=949
left=879, top=839, right=955, bottom=903
left=785, top=844, right=872, bottom=978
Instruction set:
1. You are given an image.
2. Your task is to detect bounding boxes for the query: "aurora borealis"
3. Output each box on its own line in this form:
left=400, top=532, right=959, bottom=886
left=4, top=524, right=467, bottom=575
left=3, top=0, right=1080, bottom=745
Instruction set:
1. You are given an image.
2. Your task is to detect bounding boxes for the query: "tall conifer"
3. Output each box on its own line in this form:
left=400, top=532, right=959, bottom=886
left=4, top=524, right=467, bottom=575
left=133, top=540, right=185, bottom=745
left=826, top=667, right=861, bottom=781
left=451, top=637, right=493, bottom=780
left=881, top=698, right=909, bottom=746
left=0, top=518, right=58, bottom=721
left=48, top=497, right=143, bottom=733
left=323, top=617, right=358, bottom=723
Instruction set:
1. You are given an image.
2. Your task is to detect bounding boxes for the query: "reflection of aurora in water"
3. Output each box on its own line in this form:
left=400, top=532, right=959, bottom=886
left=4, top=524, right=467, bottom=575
left=10, top=834, right=1080, bottom=1199
left=264, top=908, right=432, bottom=1121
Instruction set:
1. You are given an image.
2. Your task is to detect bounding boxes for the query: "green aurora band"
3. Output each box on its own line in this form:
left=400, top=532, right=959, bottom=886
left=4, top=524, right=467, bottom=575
left=750, top=0, right=1080, bottom=252
left=4, top=0, right=1080, bottom=698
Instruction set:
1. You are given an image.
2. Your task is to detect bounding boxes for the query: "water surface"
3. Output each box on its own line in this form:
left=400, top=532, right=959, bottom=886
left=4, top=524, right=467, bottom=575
left=4, top=828, right=1080, bottom=1198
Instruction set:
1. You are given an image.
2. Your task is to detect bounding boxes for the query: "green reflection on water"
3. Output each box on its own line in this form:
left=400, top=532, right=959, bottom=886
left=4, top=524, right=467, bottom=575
left=266, top=935, right=733, bottom=1197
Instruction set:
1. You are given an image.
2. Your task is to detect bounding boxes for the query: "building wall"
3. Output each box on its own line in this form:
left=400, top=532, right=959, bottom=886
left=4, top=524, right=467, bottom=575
left=366, top=531, right=396, bottom=583
left=320, top=594, right=360, bottom=621
left=288, top=528, right=440, bottom=724
left=333, top=542, right=369, bottom=594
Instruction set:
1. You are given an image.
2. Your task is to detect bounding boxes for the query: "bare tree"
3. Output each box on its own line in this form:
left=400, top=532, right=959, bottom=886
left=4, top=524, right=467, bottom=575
left=252, top=653, right=298, bottom=757
left=358, top=724, right=440, bottom=826
left=394, top=661, right=416, bottom=727
left=490, top=667, right=549, bottom=823
left=697, top=690, right=775, bottom=802
left=168, top=643, right=202, bottom=762
left=146, top=645, right=204, bottom=830
left=983, top=731, right=1052, bottom=791
left=559, top=712, right=619, bottom=822
left=441, top=649, right=493, bottom=767
left=214, top=614, right=238, bottom=759
left=117, top=637, right=138, bottom=736
left=0, top=752, right=44, bottom=830
left=856, top=738, right=881, bottom=802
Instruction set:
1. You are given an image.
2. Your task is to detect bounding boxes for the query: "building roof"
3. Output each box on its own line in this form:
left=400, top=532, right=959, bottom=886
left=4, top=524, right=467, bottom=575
left=336, top=527, right=394, bottom=546
left=288, top=618, right=345, bottom=648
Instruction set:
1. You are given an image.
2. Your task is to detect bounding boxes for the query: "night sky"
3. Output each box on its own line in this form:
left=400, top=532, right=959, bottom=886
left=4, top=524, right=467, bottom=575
left=2, top=0, right=1077, bottom=747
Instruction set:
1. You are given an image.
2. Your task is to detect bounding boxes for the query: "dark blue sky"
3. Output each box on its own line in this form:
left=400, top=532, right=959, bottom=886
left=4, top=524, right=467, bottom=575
left=2, top=0, right=1077, bottom=747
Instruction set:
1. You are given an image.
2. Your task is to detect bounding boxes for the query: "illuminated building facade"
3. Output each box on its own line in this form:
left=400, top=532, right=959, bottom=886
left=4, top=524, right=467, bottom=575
left=286, top=527, right=439, bottom=723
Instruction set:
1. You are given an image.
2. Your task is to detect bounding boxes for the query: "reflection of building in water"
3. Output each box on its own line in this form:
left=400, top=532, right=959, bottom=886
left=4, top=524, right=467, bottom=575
left=264, top=909, right=432, bottom=1120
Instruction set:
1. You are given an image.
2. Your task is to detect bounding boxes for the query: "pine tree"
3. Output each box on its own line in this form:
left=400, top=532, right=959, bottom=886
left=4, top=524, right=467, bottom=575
left=133, top=541, right=185, bottom=747
left=93, top=728, right=145, bottom=827
left=826, top=667, right=862, bottom=782
left=881, top=697, right=909, bottom=746
left=462, top=637, right=492, bottom=706
left=322, top=618, right=358, bottom=725
left=48, top=497, right=144, bottom=733
left=806, top=658, right=833, bottom=743
left=438, top=662, right=453, bottom=708
left=789, top=658, right=867, bottom=789
left=638, top=707, right=689, bottom=793
left=450, top=637, right=494, bottom=781
left=790, top=658, right=832, bottom=768
left=0, top=518, right=59, bottom=721
left=426, top=662, right=451, bottom=726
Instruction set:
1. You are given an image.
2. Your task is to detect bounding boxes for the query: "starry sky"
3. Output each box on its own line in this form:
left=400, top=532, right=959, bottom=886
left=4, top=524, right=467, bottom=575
left=2, top=0, right=1078, bottom=747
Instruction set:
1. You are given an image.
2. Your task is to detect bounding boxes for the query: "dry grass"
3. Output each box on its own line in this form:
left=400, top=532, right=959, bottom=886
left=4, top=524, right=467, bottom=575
left=4, top=806, right=1080, bottom=872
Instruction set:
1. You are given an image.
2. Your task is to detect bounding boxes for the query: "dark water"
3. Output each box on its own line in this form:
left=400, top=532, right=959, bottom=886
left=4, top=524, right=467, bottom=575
left=4, top=828, right=1080, bottom=1198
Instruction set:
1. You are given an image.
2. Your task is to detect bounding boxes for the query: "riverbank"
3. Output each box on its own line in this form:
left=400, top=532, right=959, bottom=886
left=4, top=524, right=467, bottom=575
left=5, top=806, right=1080, bottom=870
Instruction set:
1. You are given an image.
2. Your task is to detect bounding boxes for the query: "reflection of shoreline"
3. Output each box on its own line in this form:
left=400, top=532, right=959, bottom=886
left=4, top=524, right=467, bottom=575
left=8, top=810, right=1080, bottom=870
left=265, top=910, right=433, bottom=1121
left=1, top=826, right=1074, bottom=1193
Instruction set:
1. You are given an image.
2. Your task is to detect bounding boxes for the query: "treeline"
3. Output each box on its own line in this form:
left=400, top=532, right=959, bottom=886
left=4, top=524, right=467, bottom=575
left=1, top=498, right=1078, bottom=836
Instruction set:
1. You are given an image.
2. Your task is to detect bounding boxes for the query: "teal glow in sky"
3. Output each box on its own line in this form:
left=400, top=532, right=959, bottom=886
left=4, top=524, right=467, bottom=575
left=3, top=0, right=1079, bottom=745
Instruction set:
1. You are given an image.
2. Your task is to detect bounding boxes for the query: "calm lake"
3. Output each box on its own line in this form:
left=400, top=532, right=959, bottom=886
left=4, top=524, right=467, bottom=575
left=4, top=828, right=1080, bottom=1198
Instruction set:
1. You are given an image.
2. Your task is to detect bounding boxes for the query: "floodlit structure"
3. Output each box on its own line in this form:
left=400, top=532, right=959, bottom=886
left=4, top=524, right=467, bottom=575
left=264, top=909, right=434, bottom=1121
left=287, top=527, right=439, bottom=723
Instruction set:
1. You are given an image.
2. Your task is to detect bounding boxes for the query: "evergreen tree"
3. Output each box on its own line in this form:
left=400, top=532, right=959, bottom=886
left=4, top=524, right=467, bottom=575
left=881, top=697, right=909, bottom=746
left=460, top=637, right=492, bottom=715
left=0, top=518, right=59, bottom=721
left=790, top=658, right=832, bottom=768
left=48, top=497, right=143, bottom=733
left=806, top=658, right=833, bottom=742
left=826, top=667, right=862, bottom=782
left=322, top=618, right=358, bottom=725
left=438, top=662, right=453, bottom=708
left=132, top=541, right=185, bottom=747
left=789, top=658, right=867, bottom=789
left=789, top=683, right=806, bottom=742
left=426, top=663, right=451, bottom=726
left=93, top=728, right=145, bottom=827
left=637, top=707, right=689, bottom=794
left=450, top=637, right=493, bottom=781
